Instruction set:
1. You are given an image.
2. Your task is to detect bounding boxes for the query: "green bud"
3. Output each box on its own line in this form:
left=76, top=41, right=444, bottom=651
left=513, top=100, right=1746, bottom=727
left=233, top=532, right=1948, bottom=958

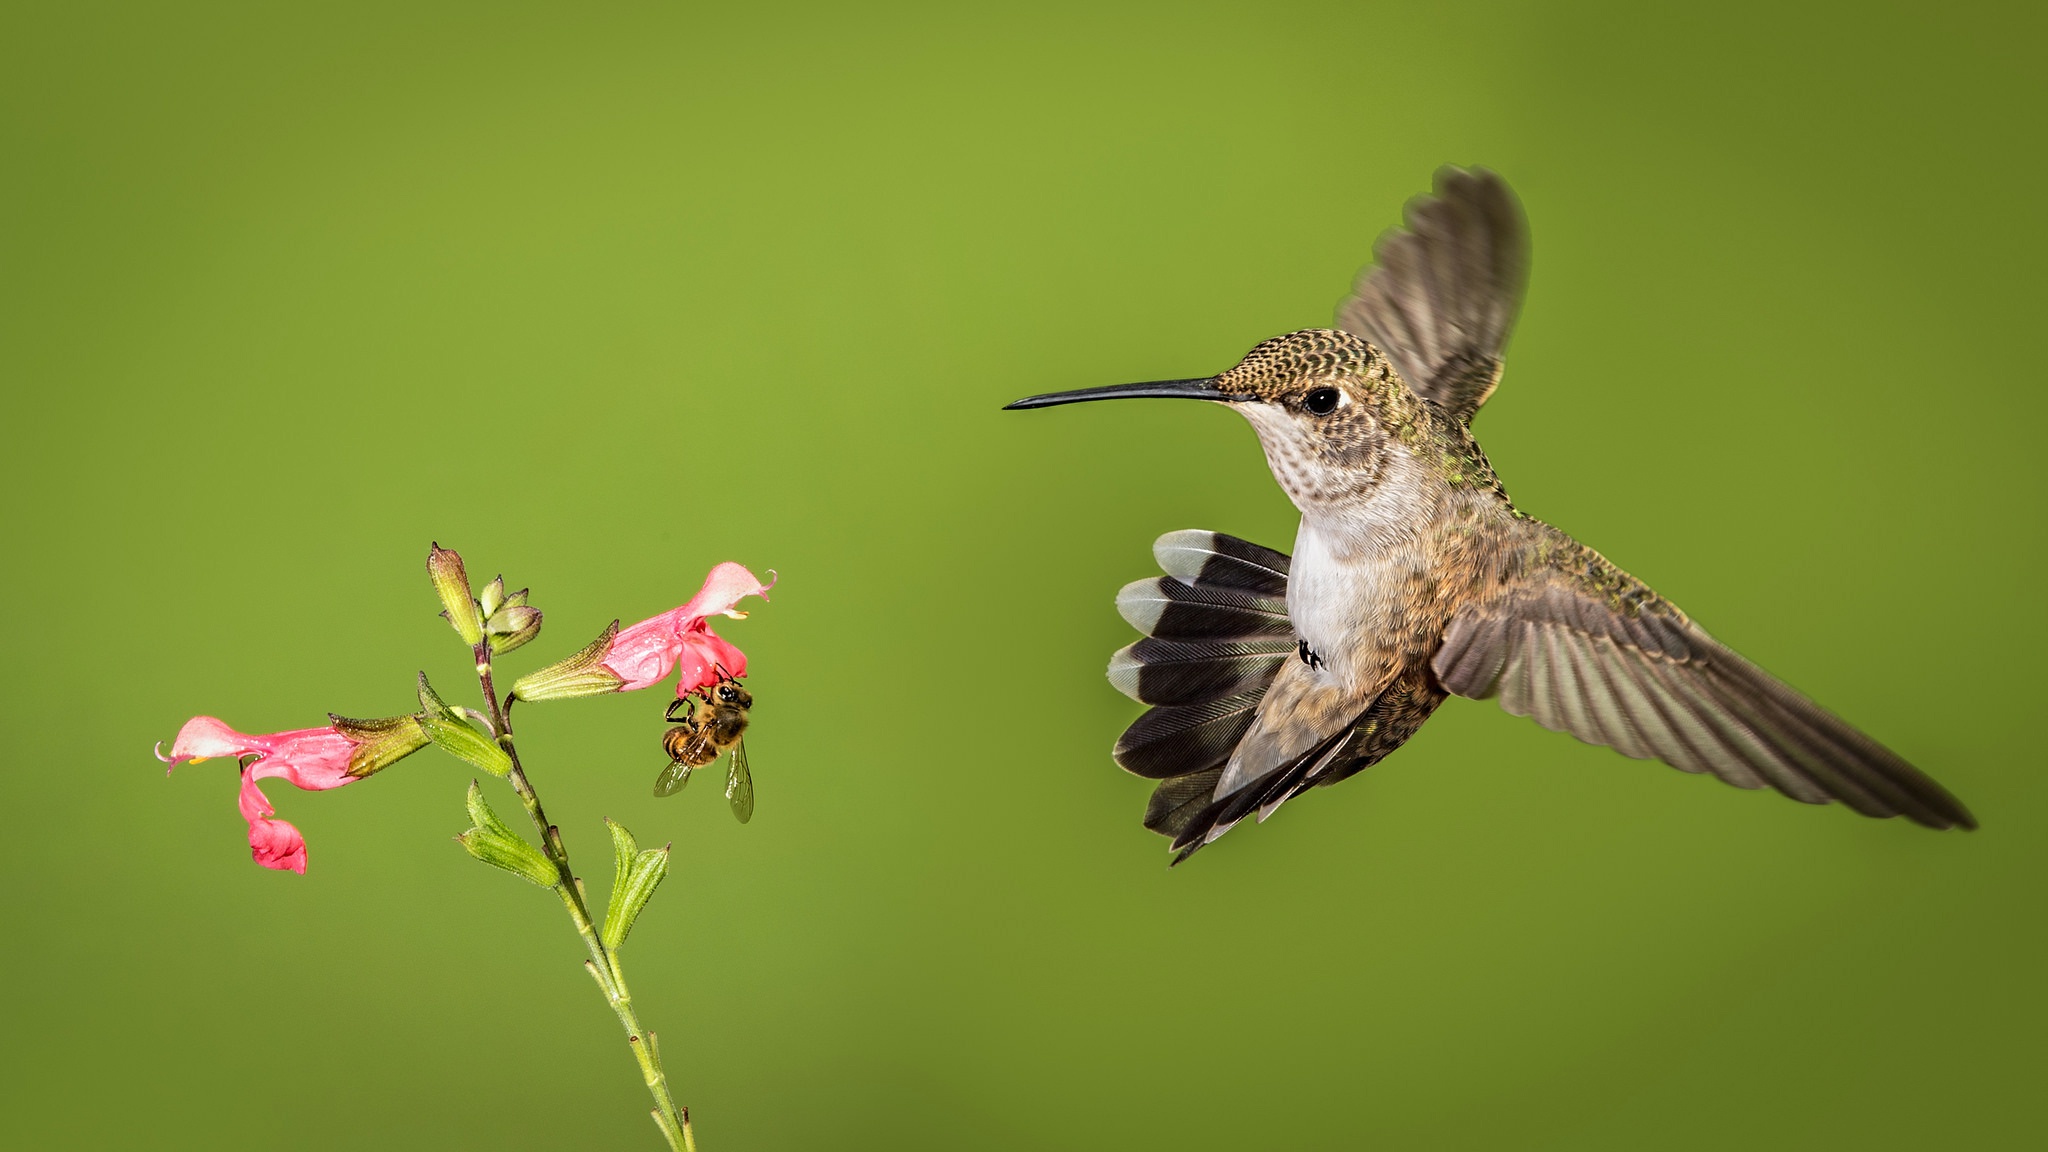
left=480, top=575, right=507, bottom=619
left=510, top=620, right=625, bottom=702
left=427, top=543, right=486, bottom=647
left=457, top=781, right=557, bottom=888
left=600, top=818, right=671, bottom=952
left=485, top=604, right=543, bottom=656
left=327, top=712, right=432, bottom=778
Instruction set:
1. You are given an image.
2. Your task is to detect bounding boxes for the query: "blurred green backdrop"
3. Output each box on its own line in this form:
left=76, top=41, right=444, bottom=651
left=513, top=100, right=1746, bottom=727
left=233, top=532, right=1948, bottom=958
left=4, top=1, right=2043, bottom=1148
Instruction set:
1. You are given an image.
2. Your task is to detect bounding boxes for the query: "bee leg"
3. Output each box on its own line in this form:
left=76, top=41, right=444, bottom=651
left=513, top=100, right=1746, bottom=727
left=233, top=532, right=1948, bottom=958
left=665, top=696, right=695, bottom=723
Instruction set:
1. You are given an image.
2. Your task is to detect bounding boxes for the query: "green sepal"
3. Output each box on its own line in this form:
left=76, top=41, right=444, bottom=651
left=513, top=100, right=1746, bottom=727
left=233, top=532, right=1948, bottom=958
left=427, top=543, right=485, bottom=646
left=417, top=671, right=512, bottom=777
left=457, top=781, right=557, bottom=888
left=327, top=711, right=432, bottom=779
left=511, top=620, right=625, bottom=702
left=600, top=817, right=670, bottom=952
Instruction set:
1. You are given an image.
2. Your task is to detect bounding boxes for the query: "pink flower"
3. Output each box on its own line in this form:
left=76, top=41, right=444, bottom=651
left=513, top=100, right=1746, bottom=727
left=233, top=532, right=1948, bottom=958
left=513, top=562, right=775, bottom=702
left=605, top=563, right=777, bottom=695
left=157, top=715, right=425, bottom=874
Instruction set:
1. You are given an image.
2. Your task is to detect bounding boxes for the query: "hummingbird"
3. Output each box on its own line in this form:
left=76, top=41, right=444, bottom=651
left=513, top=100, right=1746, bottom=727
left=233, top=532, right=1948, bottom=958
left=1006, top=167, right=1975, bottom=863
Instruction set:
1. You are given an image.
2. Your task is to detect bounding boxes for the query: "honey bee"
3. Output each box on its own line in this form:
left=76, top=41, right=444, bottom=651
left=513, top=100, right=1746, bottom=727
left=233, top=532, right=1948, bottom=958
left=655, top=674, right=754, bottom=823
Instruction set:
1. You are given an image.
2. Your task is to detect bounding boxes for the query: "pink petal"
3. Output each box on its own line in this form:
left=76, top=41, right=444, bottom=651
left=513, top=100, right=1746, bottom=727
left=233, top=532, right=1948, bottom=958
left=675, top=562, right=776, bottom=621
left=238, top=771, right=308, bottom=872
left=674, top=626, right=747, bottom=696
left=158, top=716, right=267, bottom=766
left=246, top=730, right=358, bottom=791
left=248, top=814, right=309, bottom=874
left=235, top=749, right=357, bottom=875
left=237, top=769, right=276, bottom=822
left=603, top=610, right=691, bottom=691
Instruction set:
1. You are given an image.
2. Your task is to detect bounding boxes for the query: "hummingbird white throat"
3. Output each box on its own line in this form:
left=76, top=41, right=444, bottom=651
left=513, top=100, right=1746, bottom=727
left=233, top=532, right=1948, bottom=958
left=1006, top=167, right=1974, bottom=863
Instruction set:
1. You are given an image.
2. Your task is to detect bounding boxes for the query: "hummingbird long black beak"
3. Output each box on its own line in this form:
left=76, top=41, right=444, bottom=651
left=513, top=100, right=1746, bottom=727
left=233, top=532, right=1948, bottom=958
left=1002, top=378, right=1251, bottom=410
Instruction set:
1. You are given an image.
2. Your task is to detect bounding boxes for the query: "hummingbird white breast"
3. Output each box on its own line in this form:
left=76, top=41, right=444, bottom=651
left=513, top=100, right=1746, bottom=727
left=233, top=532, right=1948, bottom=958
left=1284, top=449, right=1438, bottom=691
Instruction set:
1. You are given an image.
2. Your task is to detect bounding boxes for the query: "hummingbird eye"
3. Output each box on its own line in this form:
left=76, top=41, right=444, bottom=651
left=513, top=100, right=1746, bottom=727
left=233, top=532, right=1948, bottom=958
left=1304, top=387, right=1342, bottom=415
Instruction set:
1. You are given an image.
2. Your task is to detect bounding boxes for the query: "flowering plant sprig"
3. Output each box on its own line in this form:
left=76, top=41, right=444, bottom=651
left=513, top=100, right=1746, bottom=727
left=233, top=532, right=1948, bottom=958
left=159, top=544, right=774, bottom=1149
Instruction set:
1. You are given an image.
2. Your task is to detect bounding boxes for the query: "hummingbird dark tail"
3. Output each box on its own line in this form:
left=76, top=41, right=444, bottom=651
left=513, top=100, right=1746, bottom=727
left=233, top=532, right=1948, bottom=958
left=1107, top=531, right=1297, bottom=847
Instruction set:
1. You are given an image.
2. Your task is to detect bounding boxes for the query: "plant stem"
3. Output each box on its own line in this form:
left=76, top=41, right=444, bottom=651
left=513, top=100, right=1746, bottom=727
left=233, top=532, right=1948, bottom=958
left=475, top=644, right=695, bottom=1151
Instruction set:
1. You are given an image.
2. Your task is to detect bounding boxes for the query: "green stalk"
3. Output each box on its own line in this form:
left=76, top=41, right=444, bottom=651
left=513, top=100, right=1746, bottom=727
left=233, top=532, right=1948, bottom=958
left=475, top=644, right=697, bottom=1152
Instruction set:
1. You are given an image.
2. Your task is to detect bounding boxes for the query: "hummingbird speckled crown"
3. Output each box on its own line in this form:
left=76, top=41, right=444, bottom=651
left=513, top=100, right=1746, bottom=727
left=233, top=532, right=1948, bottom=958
left=1213, top=328, right=1385, bottom=398
left=1007, top=165, right=1974, bottom=863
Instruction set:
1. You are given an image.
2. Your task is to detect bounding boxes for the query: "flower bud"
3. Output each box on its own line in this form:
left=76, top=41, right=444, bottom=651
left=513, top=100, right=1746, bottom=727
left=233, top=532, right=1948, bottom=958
left=485, top=604, right=543, bottom=656
left=510, top=620, right=625, bottom=702
left=480, top=575, right=507, bottom=619
left=457, top=781, right=557, bottom=888
left=427, top=543, right=486, bottom=647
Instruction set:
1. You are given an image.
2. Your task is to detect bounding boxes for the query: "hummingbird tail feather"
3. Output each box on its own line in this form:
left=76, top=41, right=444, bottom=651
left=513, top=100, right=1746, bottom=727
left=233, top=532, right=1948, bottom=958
left=1114, top=691, right=1268, bottom=780
left=1108, top=637, right=1295, bottom=707
left=1165, top=672, right=1450, bottom=862
left=1109, top=531, right=1301, bottom=856
left=1168, top=725, right=1358, bottom=862
left=1143, top=765, right=1227, bottom=839
left=1149, top=529, right=1290, bottom=596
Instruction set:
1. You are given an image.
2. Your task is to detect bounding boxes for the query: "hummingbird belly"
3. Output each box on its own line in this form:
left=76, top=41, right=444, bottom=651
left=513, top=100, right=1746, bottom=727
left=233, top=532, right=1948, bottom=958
left=1287, top=516, right=1425, bottom=692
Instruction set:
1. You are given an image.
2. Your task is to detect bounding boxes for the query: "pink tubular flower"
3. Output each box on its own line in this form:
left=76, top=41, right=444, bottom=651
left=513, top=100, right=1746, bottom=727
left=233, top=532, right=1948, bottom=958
left=512, top=562, right=775, bottom=703
left=157, top=715, right=424, bottom=874
left=605, top=563, right=776, bottom=695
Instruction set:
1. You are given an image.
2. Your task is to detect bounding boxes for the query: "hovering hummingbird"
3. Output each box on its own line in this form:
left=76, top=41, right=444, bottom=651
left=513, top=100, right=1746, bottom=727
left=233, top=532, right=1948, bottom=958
left=1006, top=167, right=1975, bottom=863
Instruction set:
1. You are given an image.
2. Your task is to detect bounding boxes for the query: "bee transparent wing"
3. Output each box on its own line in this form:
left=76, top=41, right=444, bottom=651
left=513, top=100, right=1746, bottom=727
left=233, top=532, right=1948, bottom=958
left=653, top=759, right=695, bottom=798
left=724, top=740, right=754, bottom=824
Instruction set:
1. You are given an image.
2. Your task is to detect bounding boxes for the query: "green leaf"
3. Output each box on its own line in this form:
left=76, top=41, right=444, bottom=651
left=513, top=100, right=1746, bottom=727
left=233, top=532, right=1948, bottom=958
left=422, top=712, right=512, bottom=777
left=603, top=818, right=638, bottom=943
left=457, top=781, right=557, bottom=888
left=600, top=818, right=670, bottom=952
left=416, top=671, right=459, bottom=720
left=416, top=672, right=511, bottom=776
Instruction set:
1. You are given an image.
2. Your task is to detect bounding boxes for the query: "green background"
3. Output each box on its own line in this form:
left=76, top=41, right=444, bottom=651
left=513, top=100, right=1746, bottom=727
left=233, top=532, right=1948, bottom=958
left=4, top=2, right=2042, bottom=1148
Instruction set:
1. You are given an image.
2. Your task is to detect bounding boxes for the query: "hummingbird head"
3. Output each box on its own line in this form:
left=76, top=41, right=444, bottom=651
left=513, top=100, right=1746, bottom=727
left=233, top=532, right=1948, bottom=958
left=1006, top=328, right=1426, bottom=513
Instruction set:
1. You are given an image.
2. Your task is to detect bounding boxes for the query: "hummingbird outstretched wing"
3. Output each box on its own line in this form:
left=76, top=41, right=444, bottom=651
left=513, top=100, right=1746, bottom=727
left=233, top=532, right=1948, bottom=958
left=1336, top=166, right=1529, bottom=425
left=1431, top=525, right=1976, bottom=829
